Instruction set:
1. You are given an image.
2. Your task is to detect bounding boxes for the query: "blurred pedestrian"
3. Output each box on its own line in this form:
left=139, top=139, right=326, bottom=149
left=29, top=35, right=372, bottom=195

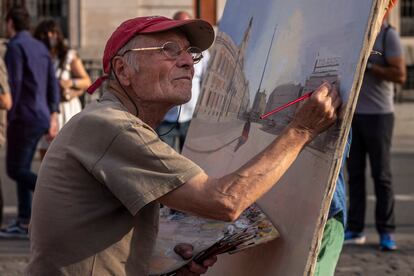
left=0, top=6, right=60, bottom=238
left=156, top=11, right=210, bottom=152
left=345, top=4, right=406, bottom=251
left=0, top=56, right=13, bottom=227
left=34, top=19, right=91, bottom=159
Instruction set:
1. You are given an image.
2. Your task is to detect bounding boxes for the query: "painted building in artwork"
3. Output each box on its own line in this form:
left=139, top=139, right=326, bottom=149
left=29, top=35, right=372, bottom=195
left=250, top=91, right=267, bottom=120
left=302, top=57, right=340, bottom=152
left=195, top=18, right=252, bottom=122
left=264, top=83, right=303, bottom=127
left=303, top=57, right=340, bottom=92
left=261, top=56, right=340, bottom=149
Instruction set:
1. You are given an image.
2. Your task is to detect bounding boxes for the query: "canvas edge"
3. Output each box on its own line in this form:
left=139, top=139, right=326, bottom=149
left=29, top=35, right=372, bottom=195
left=304, top=0, right=391, bottom=275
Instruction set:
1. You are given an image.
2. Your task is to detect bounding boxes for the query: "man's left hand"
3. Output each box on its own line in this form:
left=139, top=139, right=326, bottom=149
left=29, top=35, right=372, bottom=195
left=174, top=243, right=217, bottom=276
left=46, top=112, right=59, bottom=142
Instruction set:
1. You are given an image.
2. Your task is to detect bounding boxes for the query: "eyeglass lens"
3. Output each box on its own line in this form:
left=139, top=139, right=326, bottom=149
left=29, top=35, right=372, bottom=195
left=162, top=42, right=202, bottom=63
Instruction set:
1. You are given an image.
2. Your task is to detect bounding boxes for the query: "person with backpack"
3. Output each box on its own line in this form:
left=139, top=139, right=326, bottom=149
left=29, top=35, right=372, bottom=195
left=345, top=11, right=406, bottom=251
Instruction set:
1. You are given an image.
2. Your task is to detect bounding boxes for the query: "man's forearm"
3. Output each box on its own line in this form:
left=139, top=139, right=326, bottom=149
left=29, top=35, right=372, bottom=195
left=208, top=125, right=311, bottom=220
left=370, top=62, right=406, bottom=84
left=162, top=124, right=312, bottom=222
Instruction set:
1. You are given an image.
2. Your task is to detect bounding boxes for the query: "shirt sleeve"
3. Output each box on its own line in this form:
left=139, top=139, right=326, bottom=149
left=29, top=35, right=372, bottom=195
left=385, top=28, right=403, bottom=59
left=0, top=59, right=10, bottom=95
left=91, top=124, right=203, bottom=215
left=47, top=55, right=60, bottom=113
left=5, top=44, right=23, bottom=108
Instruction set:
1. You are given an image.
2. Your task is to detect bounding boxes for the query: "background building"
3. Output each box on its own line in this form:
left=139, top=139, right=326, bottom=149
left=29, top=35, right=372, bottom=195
left=1, top=0, right=224, bottom=58
left=0, top=0, right=224, bottom=101
left=1, top=0, right=413, bottom=100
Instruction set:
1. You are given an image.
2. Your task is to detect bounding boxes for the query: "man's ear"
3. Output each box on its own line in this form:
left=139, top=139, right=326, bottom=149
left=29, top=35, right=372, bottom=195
left=112, top=56, right=132, bottom=86
left=6, top=19, right=15, bottom=33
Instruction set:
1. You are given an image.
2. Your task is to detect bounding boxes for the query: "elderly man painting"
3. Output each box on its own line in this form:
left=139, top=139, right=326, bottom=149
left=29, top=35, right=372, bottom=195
left=27, top=16, right=341, bottom=275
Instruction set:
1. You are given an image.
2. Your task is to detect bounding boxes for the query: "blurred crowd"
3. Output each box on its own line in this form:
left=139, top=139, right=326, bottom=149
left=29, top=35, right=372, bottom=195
left=0, top=5, right=91, bottom=237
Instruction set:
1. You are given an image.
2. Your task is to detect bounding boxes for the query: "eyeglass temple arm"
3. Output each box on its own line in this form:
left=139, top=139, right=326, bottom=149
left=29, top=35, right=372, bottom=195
left=127, top=46, right=164, bottom=52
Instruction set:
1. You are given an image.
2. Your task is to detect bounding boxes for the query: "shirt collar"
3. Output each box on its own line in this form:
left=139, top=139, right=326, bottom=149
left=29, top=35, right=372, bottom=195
left=9, top=30, right=31, bottom=42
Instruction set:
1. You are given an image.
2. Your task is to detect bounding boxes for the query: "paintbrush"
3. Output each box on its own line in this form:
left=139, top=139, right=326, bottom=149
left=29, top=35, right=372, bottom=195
left=259, top=91, right=313, bottom=119
left=260, top=81, right=337, bottom=120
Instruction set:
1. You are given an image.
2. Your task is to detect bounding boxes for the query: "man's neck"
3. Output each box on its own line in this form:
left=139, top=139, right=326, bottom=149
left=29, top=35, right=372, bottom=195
left=108, top=83, right=170, bottom=129
left=8, top=30, right=17, bottom=38
left=10, top=30, right=29, bottom=39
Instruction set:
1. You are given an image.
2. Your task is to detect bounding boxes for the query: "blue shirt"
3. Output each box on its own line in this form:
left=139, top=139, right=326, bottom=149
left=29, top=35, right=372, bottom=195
left=5, top=31, right=60, bottom=129
left=328, top=132, right=351, bottom=225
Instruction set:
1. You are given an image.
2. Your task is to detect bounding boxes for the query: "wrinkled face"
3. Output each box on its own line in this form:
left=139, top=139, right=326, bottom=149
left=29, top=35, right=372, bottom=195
left=126, top=31, right=195, bottom=106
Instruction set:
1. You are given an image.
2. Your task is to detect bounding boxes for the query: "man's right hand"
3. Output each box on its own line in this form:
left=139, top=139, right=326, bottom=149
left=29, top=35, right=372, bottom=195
left=174, top=243, right=217, bottom=276
left=289, top=82, right=341, bottom=141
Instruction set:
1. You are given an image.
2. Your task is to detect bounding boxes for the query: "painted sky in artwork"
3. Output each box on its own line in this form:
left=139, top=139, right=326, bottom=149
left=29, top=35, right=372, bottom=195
left=218, top=0, right=374, bottom=105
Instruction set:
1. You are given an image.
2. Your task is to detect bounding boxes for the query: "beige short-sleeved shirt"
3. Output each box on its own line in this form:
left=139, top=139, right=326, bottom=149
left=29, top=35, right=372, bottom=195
left=0, top=58, right=10, bottom=146
left=0, top=58, right=10, bottom=94
left=27, top=92, right=203, bottom=275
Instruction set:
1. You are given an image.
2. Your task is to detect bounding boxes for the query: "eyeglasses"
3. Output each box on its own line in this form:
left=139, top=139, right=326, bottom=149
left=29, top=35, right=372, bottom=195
left=123, top=41, right=203, bottom=64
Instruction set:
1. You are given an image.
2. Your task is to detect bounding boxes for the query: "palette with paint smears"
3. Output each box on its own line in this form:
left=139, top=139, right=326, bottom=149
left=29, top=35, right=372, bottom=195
left=149, top=204, right=279, bottom=275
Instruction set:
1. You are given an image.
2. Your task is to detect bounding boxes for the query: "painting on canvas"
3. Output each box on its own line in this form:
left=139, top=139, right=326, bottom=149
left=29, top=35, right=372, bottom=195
left=182, top=0, right=389, bottom=275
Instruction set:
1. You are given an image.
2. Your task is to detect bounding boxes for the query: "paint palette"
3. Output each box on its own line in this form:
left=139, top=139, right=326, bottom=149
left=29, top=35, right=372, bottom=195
left=149, top=204, right=279, bottom=275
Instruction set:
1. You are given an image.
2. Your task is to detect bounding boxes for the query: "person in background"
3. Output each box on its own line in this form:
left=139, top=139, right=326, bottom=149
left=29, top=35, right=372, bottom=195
left=34, top=19, right=91, bottom=159
left=345, top=1, right=406, bottom=251
left=156, top=11, right=210, bottom=152
left=0, top=6, right=60, bottom=238
left=0, top=57, right=13, bottom=227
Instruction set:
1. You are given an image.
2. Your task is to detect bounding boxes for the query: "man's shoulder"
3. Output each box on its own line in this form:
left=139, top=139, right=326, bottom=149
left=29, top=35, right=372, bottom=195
left=379, top=24, right=400, bottom=43
left=10, top=32, right=49, bottom=54
left=53, top=99, right=158, bottom=172
left=49, top=100, right=147, bottom=165
left=75, top=100, right=130, bottom=125
left=71, top=98, right=152, bottom=139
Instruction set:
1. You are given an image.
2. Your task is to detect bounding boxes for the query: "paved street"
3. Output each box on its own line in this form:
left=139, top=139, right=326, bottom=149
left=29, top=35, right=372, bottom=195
left=0, top=103, right=413, bottom=275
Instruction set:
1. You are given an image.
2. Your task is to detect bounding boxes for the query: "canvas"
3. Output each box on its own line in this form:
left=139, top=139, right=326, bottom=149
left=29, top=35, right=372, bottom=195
left=182, top=0, right=390, bottom=275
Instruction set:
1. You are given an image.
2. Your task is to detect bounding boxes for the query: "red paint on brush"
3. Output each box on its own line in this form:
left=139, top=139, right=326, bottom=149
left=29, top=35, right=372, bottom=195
left=260, top=91, right=313, bottom=119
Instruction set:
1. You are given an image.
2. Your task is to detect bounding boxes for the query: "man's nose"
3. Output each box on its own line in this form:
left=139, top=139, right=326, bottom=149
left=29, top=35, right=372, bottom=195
left=176, top=51, right=194, bottom=69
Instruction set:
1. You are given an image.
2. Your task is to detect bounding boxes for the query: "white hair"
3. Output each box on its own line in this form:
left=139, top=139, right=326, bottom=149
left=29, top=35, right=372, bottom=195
left=108, top=36, right=141, bottom=81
